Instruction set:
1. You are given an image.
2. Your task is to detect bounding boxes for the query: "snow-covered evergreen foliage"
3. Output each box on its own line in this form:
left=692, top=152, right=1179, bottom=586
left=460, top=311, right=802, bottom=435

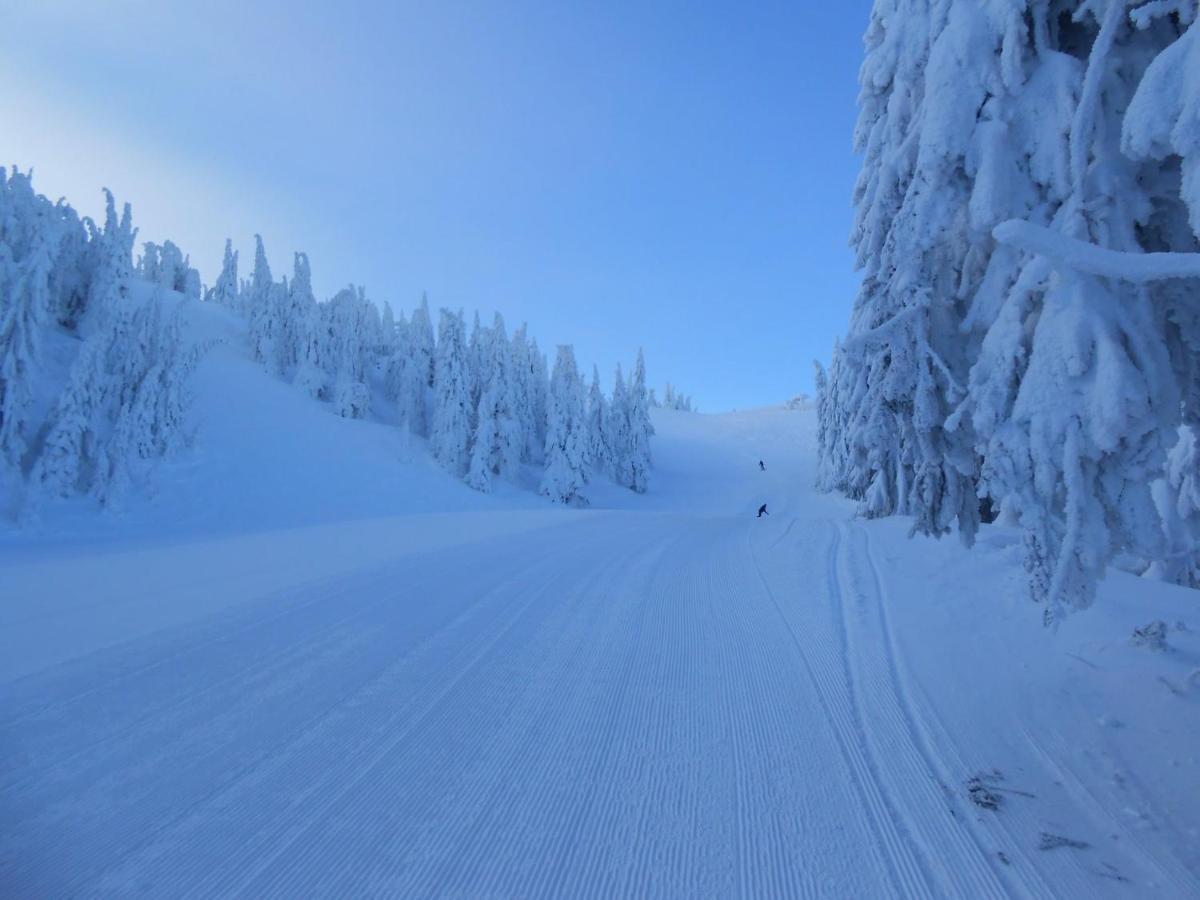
left=138, top=240, right=200, bottom=299
left=0, top=169, right=200, bottom=516
left=607, top=365, right=631, bottom=484
left=1, top=169, right=677, bottom=515
left=430, top=309, right=472, bottom=475
left=204, top=239, right=239, bottom=311
left=540, top=345, right=589, bottom=506
left=466, top=315, right=524, bottom=491
left=622, top=349, right=654, bottom=494
left=658, top=383, right=695, bottom=412
left=820, top=0, right=1200, bottom=620
left=585, top=365, right=610, bottom=478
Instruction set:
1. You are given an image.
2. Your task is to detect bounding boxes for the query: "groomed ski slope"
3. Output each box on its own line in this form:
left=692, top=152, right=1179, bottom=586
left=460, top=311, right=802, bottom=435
left=3, top=398, right=1199, bottom=895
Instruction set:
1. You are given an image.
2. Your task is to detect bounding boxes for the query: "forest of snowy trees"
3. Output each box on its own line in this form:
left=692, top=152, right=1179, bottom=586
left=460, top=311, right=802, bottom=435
left=0, top=168, right=198, bottom=517
left=0, top=169, right=660, bottom=519
left=816, top=1, right=1200, bottom=622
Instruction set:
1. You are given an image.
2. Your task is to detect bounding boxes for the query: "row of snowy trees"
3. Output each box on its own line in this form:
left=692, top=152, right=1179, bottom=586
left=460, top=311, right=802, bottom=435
left=650, top=383, right=695, bottom=412
left=0, top=168, right=197, bottom=516
left=817, top=1, right=1200, bottom=622
left=204, top=235, right=657, bottom=505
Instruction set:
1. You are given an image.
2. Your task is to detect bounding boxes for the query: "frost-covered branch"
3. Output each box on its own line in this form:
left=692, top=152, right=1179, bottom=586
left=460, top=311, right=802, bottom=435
left=993, top=219, right=1200, bottom=282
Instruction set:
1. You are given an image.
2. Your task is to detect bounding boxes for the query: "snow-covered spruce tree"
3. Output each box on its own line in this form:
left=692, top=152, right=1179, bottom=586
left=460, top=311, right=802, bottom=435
left=246, top=234, right=280, bottom=372
left=384, top=311, right=428, bottom=435
left=467, top=311, right=485, bottom=418
left=467, top=315, right=523, bottom=491
left=823, top=0, right=1200, bottom=618
left=410, top=292, right=436, bottom=389
left=814, top=359, right=832, bottom=485
left=430, top=308, right=471, bottom=475
left=380, top=300, right=396, bottom=354
left=621, top=349, right=653, bottom=493
left=277, top=252, right=316, bottom=377
left=508, top=324, right=537, bottom=462
left=0, top=216, right=53, bottom=475
left=295, top=302, right=329, bottom=401
left=540, top=345, right=589, bottom=506
left=326, top=286, right=374, bottom=419
left=528, top=337, right=549, bottom=460
left=957, top=2, right=1200, bottom=620
left=585, top=365, right=610, bottom=479
left=204, top=239, right=239, bottom=310
left=824, top=0, right=1050, bottom=542
left=607, top=364, right=630, bottom=481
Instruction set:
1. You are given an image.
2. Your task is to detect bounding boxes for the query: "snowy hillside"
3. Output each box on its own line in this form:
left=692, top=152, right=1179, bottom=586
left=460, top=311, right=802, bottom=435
left=2, top=376, right=1198, bottom=895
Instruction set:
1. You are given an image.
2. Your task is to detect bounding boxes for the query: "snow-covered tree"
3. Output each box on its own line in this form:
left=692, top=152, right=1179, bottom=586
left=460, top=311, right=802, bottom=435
left=325, top=286, right=374, bottom=418
left=528, top=337, right=549, bottom=459
left=822, top=0, right=1200, bottom=619
left=384, top=311, right=427, bottom=434
left=467, top=315, right=523, bottom=491
left=608, top=364, right=631, bottom=481
left=430, top=309, right=471, bottom=475
left=540, top=345, right=589, bottom=505
left=137, top=240, right=199, bottom=299
left=621, top=349, right=653, bottom=493
left=509, top=324, right=536, bottom=462
left=205, top=239, right=239, bottom=310
left=0, top=221, right=53, bottom=474
left=380, top=301, right=396, bottom=354
left=276, top=252, right=316, bottom=377
left=660, top=382, right=694, bottom=411
left=584, top=365, right=610, bottom=479
left=411, top=292, right=436, bottom=388
left=247, top=235, right=280, bottom=371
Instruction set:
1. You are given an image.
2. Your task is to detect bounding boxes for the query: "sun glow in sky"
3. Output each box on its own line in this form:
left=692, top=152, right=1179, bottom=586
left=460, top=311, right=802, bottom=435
left=3, top=0, right=871, bottom=410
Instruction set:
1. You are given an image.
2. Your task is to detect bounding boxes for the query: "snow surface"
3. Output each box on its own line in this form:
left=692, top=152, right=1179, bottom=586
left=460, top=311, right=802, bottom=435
left=2, top=313, right=1199, bottom=895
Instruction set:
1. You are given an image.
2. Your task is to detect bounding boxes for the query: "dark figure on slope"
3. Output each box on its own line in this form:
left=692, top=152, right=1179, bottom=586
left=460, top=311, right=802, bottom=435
left=759, top=460, right=765, bottom=471
left=757, top=504, right=769, bottom=518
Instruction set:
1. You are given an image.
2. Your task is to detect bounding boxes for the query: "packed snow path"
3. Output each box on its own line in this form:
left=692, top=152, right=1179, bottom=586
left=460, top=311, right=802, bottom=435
left=2, top=409, right=1197, bottom=897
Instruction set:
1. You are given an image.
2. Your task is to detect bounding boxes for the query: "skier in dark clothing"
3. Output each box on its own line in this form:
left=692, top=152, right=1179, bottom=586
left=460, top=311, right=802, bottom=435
left=758, top=460, right=765, bottom=471
left=757, top=504, right=768, bottom=518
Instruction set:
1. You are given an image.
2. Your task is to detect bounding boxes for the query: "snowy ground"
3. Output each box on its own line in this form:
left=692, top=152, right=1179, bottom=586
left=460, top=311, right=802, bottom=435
left=2, top=349, right=1199, bottom=895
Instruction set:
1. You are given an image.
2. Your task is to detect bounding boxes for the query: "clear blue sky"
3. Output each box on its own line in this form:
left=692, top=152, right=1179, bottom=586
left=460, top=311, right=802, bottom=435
left=2, top=1, right=871, bottom=411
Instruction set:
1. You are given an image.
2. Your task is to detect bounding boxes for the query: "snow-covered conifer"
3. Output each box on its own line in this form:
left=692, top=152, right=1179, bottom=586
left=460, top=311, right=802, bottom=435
left=528, top=337, right=549, bottom=460
left=540, top=345, right=589, bottom=505
left=277, top=252, right=315, bottom=376
left=584, top=365, right=610, bottom=479
left=430, top=309, right=471, bottom=474
left=205, top=240, right=239, bottom=310
left=622, top=348, right=653, bottom=493
left=608, top=364, right=630, bottom=481
left=384, top=311, right=427, bottom=434
left=247, top=235, right=280, bottom=371
left=0, top=224, right=53, bottom=473
left=467, top=316, right=523, bottom=491
left=410, top=292, right=436, bottom=388
left=381, top=301, right=396, bottom=354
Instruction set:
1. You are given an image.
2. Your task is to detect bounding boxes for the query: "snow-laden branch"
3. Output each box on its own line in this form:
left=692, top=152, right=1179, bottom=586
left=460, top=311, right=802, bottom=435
left=993, top=219, right=1200, bottom=283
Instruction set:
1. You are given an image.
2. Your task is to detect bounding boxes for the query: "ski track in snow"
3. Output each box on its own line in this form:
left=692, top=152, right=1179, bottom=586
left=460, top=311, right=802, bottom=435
left=2, top=410, right=1197, bottom=897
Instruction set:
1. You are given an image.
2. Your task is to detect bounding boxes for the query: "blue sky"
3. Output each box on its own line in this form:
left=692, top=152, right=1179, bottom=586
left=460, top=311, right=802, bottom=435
left=2, top=1, right=871, bottom=410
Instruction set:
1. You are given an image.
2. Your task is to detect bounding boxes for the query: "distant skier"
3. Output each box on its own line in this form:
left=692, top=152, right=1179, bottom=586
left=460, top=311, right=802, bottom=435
left=758, top=460, right=765, bottom=471
left=757, top=504, right=769, bottom=518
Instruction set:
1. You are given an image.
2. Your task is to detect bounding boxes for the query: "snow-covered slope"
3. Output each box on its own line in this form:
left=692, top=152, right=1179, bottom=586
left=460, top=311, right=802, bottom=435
left=1, top=327, right=1198, bottom=896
